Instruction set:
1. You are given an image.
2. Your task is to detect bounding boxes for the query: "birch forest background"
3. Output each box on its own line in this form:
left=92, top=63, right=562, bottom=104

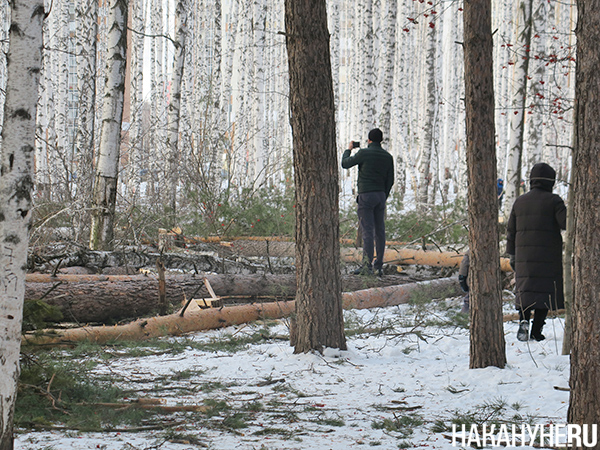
left=0, top=0, right=576, bottom=244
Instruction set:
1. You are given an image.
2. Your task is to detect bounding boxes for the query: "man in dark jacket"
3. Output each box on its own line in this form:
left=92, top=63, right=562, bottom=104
left=506, top=162, right=566, bottom=341
left=342, top=128, right=394, bottom=276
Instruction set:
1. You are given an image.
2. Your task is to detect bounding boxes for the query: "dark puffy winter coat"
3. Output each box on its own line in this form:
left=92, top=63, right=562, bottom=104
left=506, top=163, right=567, bottom=311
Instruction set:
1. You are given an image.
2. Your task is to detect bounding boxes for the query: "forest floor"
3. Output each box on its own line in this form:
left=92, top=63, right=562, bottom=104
left=15, top=290, right=569, bottom=450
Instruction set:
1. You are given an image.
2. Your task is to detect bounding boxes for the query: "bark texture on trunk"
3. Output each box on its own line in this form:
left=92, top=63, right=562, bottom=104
left=464, top=0, right=507, bottom=369
left=567, top=0, right=600, bottom=438
left=89, top=0, right=128, bottom=251
left=0, top=0, right=44, bottom=446
left=285, top=0, right=346, bottom=353
left=26, top=273, right=427, bottom=323
left=23, top=278, right=460, bottom=346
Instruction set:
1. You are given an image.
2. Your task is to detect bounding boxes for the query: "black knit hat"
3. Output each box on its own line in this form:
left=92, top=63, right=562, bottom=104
left=368, top=128, right=383, bottom=143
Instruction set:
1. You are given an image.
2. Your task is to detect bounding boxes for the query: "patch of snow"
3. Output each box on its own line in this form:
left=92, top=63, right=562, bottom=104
left=15, top=300, right=570, bottom=450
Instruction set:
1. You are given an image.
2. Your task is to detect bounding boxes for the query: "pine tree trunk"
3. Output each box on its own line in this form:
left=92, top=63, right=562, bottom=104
left=89, top=0, right=129, bottom=251
left=567, top=0, right=600, bottom=437
left=0, top=0, right=43, bottom=445
left=464, top=0, right=507, bottom=369
left=284, top=0, right=346, bottom=354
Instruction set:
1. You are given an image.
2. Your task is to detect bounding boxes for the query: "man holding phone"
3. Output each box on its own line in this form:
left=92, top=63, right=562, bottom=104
left=341, top=128, right=394, bottom=276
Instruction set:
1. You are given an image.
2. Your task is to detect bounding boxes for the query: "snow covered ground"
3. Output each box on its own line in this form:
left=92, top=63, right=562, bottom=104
left=15, top=295, right=571, bottom=450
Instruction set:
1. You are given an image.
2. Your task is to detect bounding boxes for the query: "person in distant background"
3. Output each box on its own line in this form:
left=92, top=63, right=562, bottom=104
left=497, top=178, right=504, bottom=208
left=458, top=250, right=470, bottom=314
left=506, top=163, right=566, bottom=342
left=342, top=128, right=394, bottom=277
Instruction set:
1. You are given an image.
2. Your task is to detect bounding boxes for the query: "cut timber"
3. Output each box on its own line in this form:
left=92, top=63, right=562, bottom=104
left=342, top=277, right=460, bottom=309
left=23, top=277, right=460, bottom=345
left=341, top=248, right=512, bottom=272
left=25, top=273, right=426, bottom=323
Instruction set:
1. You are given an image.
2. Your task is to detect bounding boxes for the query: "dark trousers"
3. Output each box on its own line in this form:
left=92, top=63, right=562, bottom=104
left=519, top=307, right=548, bottom=336
left=357, top=191, right=387, bottom=270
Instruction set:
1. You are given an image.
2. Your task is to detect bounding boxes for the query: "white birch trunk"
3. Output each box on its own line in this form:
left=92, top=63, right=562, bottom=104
left=0, top=4, right=9, bottom=128
left=252, top=0, right=267, bottom=190
left=524, top=0, right=548, bottom=169
left=166, top=0, right=188, bottom=215
left=440, top=1, right=465, bottom=200
left=503, top=0, right=533, bottom=219
left=0, top=0, right=43, bottom=445
left=51, top=0, right=71, bottom=199
left=377, top=0, right=396, bottom=141
left=493, top=0, right=516, bottom=176
left=357, top=0, right=375, bottom=132
left=416, top=20, right=437, bottom=211
left=148, top=0, right=163, bottom=203
left=75, top=0, right=99, bottom=212
left=231, top=0, right=252, bottom=190
left=126, top=0, right=145, bottom=203
left=89, top=0, right=128, bottom=251
left=35, top=8, right=51, bottom=200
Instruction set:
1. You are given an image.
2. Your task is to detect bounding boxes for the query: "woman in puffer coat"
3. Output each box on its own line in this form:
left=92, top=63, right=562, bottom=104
left=506, top=163, right=567, bottom=341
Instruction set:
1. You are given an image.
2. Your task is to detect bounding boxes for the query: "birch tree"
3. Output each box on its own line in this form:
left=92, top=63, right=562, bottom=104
left=126, top=0, right=146, bottom=203
left=34, top=12, right=51, bottom=199
left=0, top=0, right=44, bottom=445
left=464, top=0, right=507, bottom=369
left=503, top=0, right=533, bottom=219
left=416, top=15, right=438, bottom=211
left=75, top=0, right=99, bottom=225
left=524, top=0, right=549, bottom=169
left=0, top=5, right=8, bottom=123
left=376, top=0, right=397, bottom=140
left=89, top=0, right=129, bottom=251
left=166, top=0, right=188, bottom=219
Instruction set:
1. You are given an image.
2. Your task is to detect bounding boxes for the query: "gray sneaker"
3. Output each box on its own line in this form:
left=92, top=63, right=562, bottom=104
left=517, top=321, right=529, bottom=342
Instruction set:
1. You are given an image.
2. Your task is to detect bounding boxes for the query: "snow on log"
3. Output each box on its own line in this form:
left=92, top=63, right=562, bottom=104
left=23, top=278, right=460, bottom=345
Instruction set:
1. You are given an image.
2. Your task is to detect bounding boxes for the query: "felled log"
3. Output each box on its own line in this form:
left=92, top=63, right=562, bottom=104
left=24, top=273, right=427, bottom=324
left=23, top=278, right=460, bottom=345
left=341, top=248, right=512, bottom=272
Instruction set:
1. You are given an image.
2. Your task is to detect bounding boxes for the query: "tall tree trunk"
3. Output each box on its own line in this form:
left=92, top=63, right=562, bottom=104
left=252, top=0, right=268, bottom=190
left=284, top=0, right=346, bottom=354
left=567, top=0, right=600, bottom=437
left=126, top=0, right=146, bottom=205
left=503, top=0, right=533, bottom=219
left=523, top=0, right=548, bottom=168
left=464, top=0, right=507, bottom=369
left=34, top=16, right=51, bottom=200
left=0, top=0, right=44, bottom=446
left=166, top=0, right=188, bottom=220
left=416, top=19, right=437, bottom=211
left=561, top=144, right=574, bottom=355
left=377, top=0, right=397, bottom=140
left=89, top=0, right=128, bottom=251
left=75, top=0, right=99, bottom=234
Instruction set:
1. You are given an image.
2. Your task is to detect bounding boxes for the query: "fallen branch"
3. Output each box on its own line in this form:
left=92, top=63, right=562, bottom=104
left=82, top=401, right=207, bottom=413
